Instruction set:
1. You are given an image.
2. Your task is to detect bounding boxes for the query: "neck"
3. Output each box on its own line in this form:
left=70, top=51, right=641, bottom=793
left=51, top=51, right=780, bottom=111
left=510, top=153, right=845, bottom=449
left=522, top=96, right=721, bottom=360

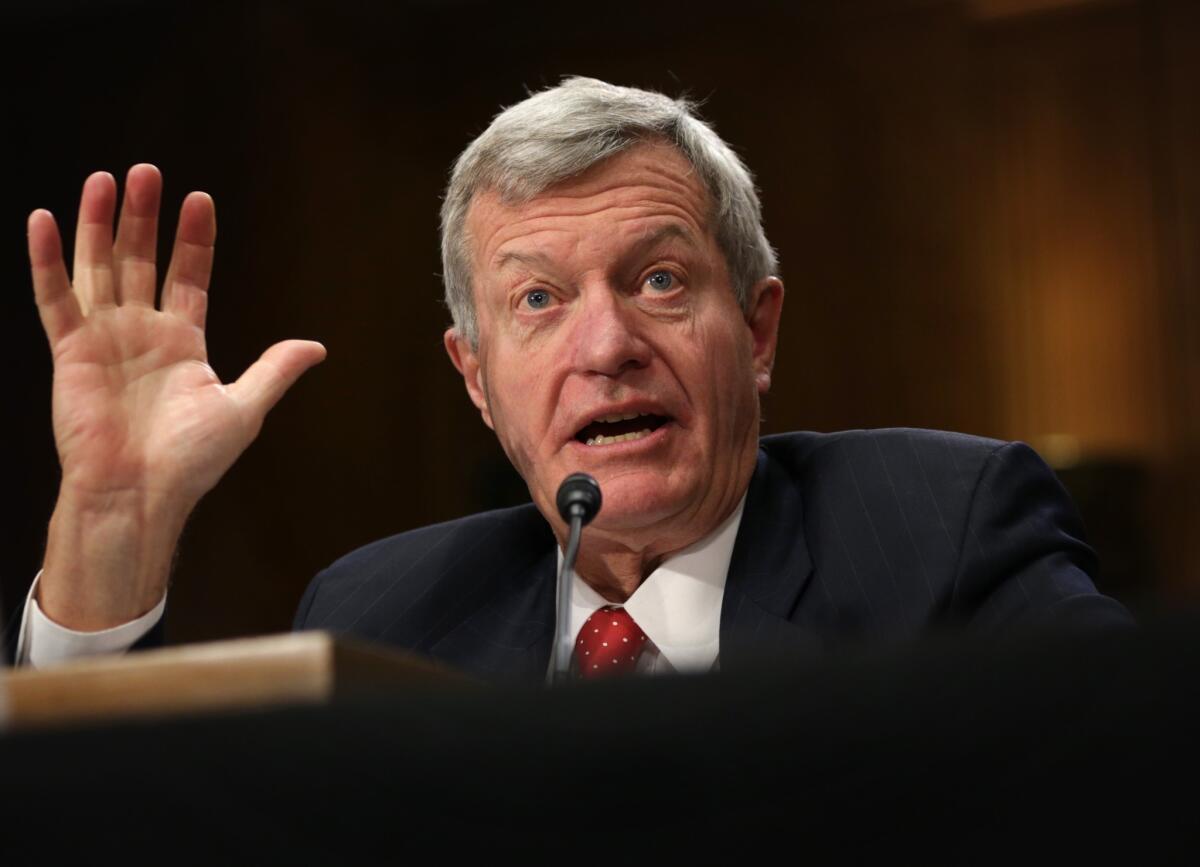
left=573, top=546, right=663, bottom=603
left=567, top=480, right=749, bottom=604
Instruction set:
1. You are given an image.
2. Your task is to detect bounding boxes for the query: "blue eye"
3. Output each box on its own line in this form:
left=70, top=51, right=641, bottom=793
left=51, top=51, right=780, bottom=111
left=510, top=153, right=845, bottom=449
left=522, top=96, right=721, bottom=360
left=524, top=288, right=552, bottom=309
left=645, top=270, right=675, bottom=292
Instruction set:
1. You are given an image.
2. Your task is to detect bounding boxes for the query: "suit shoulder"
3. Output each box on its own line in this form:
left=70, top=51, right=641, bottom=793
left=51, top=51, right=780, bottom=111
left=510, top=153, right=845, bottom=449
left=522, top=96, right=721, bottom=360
left=295, top=502, right=549, bottom=630
left=761, top=428, right=1008, bottom=469
left=747, top=429, right=1123, bottom=637
left=326, top=503, right=544, bottom=570
left=757, top=428, right=1025, bottom=523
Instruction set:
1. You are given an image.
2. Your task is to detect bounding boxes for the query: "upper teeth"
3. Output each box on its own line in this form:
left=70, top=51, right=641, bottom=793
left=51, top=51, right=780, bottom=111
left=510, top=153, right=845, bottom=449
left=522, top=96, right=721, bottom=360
left=595, top=412, right=647, bottom=423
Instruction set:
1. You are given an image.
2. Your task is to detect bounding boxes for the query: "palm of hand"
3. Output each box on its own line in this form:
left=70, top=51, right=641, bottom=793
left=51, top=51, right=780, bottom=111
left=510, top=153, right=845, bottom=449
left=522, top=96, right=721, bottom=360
left=52, top=305, right=249, bottom=502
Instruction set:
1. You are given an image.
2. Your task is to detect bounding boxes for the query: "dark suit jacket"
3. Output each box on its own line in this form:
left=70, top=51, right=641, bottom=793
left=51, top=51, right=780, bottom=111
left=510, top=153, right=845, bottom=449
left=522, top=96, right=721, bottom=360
left=294, top=429, right=1133, bottom=682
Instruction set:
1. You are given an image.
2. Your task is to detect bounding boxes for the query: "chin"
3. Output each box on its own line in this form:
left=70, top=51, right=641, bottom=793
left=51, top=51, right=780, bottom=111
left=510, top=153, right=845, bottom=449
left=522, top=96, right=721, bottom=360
left=586, top=472, right=696, bottom=533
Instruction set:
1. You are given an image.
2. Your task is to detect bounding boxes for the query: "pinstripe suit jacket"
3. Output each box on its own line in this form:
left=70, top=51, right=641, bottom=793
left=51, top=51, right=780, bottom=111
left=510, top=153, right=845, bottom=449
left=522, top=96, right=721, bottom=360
left=293, top=429, right=1133, bottom=681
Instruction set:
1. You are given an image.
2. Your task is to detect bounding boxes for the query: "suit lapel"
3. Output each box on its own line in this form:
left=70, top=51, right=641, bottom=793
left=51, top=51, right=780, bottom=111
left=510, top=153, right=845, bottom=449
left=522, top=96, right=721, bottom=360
left=720, top=447, right=821, bottom=669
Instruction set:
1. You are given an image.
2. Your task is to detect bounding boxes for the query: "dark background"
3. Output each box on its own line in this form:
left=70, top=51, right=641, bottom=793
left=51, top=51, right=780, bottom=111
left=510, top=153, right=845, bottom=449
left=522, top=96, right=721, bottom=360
left=4, top=0, right=1197, bottom=642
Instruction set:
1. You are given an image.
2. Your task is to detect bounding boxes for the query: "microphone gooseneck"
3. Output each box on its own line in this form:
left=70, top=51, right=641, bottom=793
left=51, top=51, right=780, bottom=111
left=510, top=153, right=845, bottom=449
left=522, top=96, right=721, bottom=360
left=553, top=473, right=602, bottom=683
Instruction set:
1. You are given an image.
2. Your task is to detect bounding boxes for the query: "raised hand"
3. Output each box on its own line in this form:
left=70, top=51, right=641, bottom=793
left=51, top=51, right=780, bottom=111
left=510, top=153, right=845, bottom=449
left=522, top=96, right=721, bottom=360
left=27, top=165, right=326, bottom=630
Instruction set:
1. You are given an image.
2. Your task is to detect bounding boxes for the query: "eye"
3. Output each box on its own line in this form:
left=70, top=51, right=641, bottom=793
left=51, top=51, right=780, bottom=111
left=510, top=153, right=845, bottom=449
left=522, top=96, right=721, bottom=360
left=645, top=270, right=675, bottom=292
left=522, top=288, right=554, bottom=310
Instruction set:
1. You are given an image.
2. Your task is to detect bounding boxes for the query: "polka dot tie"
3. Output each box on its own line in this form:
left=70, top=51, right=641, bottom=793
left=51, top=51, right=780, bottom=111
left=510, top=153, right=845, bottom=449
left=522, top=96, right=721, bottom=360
left=573, top=605, right=650, bottom=679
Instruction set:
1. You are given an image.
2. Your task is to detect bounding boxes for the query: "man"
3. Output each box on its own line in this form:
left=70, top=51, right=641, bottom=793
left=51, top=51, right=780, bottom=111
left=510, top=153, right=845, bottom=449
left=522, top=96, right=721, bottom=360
left=16, top=77, right=1132, bottom=675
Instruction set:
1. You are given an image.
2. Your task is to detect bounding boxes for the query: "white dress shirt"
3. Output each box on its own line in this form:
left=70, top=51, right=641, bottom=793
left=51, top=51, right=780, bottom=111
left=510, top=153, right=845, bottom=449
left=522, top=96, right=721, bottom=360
left=14, top=572, right=165, bottom=668
left=15, top=496, right=745, bottom=674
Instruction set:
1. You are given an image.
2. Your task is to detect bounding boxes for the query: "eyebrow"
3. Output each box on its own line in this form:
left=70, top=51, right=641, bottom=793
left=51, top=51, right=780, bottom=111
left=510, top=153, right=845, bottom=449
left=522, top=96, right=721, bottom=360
left=634, top=223, right=703, bottom=256
left=491, top=222, right=703, bottom=274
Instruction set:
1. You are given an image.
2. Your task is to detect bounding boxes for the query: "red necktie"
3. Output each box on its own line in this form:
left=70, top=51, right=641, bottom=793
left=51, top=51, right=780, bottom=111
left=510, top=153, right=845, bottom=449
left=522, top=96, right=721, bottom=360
left=573, top=605, right=650, bottom=679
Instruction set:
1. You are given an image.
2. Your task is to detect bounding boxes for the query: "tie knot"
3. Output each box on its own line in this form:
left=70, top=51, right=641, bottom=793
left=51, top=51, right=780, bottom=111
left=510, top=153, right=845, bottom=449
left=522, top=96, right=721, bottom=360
left=573, top=605, right=649, bottom=679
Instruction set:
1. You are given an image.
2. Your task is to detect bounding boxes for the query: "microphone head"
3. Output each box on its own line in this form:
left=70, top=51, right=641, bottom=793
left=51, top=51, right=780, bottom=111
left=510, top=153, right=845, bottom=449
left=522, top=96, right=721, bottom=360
left=556, top=473, right=602, bottom=526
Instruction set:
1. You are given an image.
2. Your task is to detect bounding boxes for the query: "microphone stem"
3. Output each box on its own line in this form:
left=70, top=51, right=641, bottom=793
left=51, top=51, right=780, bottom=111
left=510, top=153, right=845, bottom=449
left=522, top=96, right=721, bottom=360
left=553, top=512, right=584, bottom=684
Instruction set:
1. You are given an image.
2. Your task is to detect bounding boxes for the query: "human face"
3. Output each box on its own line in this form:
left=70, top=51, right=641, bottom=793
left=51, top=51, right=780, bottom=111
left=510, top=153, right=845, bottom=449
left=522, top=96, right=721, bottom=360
left=445, top=142, right=783, bottom=552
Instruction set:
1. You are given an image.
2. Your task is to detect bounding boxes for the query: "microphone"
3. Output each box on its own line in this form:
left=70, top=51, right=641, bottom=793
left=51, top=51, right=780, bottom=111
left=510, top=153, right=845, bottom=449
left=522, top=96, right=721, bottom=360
left=552, top=473, right=602, bottom=683
left=556, top=472, right=602, bottom=526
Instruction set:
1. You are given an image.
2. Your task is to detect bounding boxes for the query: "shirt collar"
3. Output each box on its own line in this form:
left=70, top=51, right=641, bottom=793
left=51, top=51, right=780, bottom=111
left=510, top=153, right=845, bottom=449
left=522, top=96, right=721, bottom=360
left=560, top=494, right=747, bottom=673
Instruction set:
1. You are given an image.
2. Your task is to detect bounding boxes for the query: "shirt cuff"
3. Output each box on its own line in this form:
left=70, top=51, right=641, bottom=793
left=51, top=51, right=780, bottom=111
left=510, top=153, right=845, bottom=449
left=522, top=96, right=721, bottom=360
left=15, top=571, right=167, bottom=668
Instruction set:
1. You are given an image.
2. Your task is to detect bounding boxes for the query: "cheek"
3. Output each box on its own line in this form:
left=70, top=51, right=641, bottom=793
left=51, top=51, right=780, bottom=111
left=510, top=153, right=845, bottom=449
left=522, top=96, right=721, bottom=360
left=484, top=358, right=560, bottom=465
left=695, top=325, right=758, bottom=433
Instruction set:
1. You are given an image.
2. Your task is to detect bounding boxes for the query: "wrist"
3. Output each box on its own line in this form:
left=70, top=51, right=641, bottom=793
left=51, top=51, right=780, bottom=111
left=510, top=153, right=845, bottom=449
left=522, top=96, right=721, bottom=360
left=39, top=486, right=189, bottom=630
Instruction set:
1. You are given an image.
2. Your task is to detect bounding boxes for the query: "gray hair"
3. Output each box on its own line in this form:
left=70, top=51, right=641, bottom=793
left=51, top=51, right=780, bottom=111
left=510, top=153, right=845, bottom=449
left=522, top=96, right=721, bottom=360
left=440, top=76, right=779, bottom=346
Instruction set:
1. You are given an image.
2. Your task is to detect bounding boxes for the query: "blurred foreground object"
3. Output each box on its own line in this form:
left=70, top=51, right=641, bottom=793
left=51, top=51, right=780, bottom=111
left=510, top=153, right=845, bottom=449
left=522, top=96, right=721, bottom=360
left=2, top=620, right=1199, bottom=861
left=0, top=631, right=465, bottom=731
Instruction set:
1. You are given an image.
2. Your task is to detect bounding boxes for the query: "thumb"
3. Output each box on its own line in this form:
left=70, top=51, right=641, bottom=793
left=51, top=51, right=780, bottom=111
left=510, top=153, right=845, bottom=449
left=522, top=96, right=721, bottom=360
left=230, top=339, right=327, bottom=421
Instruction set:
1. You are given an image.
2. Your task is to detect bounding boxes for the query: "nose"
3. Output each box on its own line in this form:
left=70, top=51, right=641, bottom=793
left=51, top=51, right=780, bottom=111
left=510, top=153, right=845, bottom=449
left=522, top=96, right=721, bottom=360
left=568, top=285, right=652, bottom=377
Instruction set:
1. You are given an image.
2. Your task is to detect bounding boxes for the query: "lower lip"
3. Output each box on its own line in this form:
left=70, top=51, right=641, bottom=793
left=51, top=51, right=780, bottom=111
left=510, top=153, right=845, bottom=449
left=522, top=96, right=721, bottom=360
left=565, top=421, right=675, bottom=457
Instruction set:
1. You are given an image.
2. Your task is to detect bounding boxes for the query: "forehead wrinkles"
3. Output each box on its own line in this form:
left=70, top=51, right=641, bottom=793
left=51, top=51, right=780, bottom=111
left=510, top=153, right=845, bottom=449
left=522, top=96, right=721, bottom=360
left=467, top=147, right=714, bottom=271
left=486, top=203, right=708, bottom=268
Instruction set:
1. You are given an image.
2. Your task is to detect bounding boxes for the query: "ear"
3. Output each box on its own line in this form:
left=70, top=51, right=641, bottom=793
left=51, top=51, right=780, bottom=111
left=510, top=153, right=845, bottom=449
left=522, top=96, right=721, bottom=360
left=745, top=277, right=784, bottom=395
left=444, top=327, right=495, bottom=430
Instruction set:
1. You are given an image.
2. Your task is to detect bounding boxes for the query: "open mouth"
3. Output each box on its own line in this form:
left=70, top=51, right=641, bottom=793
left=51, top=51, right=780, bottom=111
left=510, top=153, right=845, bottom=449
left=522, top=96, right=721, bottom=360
left=574, top=412, right=671, bottom=446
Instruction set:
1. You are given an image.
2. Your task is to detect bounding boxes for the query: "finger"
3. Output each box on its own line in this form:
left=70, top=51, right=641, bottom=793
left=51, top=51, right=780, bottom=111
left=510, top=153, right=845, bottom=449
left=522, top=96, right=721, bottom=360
left=230, top=340, right=327, bottom=423
left=161, top=191, right=216, bottom=330
left=112, top=164, right=163, bottom=307
left=28, top=210, right=85, bottom=346
left=72, top=171, right=118, bottom=314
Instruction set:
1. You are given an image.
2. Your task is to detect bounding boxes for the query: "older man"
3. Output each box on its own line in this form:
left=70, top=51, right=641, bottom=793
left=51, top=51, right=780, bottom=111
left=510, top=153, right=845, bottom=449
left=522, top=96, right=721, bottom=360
left=17, top=78, right=1131, bottom=675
